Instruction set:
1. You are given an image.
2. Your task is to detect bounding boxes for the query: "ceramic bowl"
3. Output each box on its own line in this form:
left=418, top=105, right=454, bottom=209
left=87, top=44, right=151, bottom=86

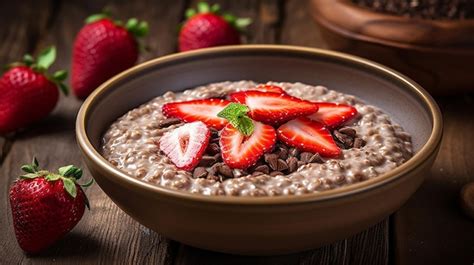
left=310, top=0, right=474, bottom=95
left=76, top=45, right=442, bottom=255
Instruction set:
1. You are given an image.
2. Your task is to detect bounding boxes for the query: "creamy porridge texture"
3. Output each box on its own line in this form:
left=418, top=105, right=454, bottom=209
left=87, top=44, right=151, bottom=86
left=102, top=81, right=413, bottom=196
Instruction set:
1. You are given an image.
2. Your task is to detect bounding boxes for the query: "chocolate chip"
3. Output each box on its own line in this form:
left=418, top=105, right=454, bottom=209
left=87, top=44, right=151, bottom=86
left=336, top=141, right=346, bottom=149
left=218, top=164, right=234, bottom=179
left=269, top=171, right=284, bottom=177
left=206, top=143, right=220, bottom=155
left=264, top=153, right=279, bottom=171
left=208, top=163, right=221, bottom=176
left=193, top=167, right=208, bottom=178
left=288, top=147, right=300, bottom=157
left=158, top=118, right=182, bottom=128
left=334, top=130, right=354, bottom=148
left=287, top=157, right=298, bottom=172
left=308, top=153, right=324, bottom=163
left=254, top=164, right=270, bottom=174
left=278, top=147, right=288, bottom=160
left=210, top=137, right=220, bottom=143
left=207, top=174, right=219, bottom=181
left=198, top=155, right=217, bottom=167
left=338, top=127, right=356, bottom=137
left=213, top=153, right=223, bottom=162
left=277, top=159, right=289, bottom=172
left=252, top=171, right=264, bottom=177
left=353, top=138, right=366, bottom=148
left=300, top=152, right=314, bottom=163
left=297, top=161, right=306, bottom=167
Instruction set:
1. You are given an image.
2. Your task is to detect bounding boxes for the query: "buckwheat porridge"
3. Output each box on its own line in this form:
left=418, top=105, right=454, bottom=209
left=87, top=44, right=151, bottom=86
left=101, top=81, right=413, bottom=196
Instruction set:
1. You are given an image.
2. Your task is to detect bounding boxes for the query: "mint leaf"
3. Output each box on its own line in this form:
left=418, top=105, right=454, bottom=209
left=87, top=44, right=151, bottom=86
left=62, top=178, right=77, bottom=198
left=217, top=103, right=254, bottom=136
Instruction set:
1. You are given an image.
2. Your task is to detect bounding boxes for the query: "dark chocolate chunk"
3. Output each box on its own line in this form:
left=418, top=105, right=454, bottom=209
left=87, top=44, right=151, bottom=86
left=287, top=157, right=298, bottom=172
left=254, top=164, right=270, bottom=174
left=308, top=153, right=324, bottom=163
left=158, top=118, right=182, bottom=128
left=269, top=171, right=284, bottom=177
left=210, top=128, right=219, bottom=137
left=338, top=127, right=357, bottom=137
left=198, top=155, right=217, bottom=167
left=278, top=147, right=288, bottom=160
left=264, top=153, right=279, bottom=171
left=277, top=159, right=289, bottom=172
left=353, top=138, right=366, bottom=148
left=193, top=167, right=208, bottom=178
left=333, top=130, right=354, bottom=148
left=218, top=164, right=234, bottom=178
left=300, top=152, right=314, bottom=163
left=206, top=143, right=221, bottom=155
left=252, top=171, right=264, bottom=177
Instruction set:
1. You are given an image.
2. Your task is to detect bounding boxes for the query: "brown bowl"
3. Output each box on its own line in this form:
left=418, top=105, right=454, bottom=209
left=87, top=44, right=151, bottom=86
left=310, top=0, right=474, bottom=95
left=76, top=45, right=442, bottom=255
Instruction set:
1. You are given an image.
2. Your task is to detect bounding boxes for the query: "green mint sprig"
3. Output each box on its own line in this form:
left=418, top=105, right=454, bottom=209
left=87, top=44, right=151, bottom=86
left=217, top=103, right=254, bottom=136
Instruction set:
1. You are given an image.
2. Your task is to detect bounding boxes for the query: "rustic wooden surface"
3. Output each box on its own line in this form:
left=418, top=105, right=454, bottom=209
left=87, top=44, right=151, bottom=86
left=0, top=1, right=472, bottom=264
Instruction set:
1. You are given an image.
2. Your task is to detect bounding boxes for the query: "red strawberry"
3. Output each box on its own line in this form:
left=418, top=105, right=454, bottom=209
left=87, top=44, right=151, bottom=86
left=307, top=102, right=358, bottom=128
left=229, top=90, right=319, bottom=125
left=220, top=121, right=276, bottom=169
left=248, top=84, right=286, bottom=94
left=179, top=2, right=251, bottom=52
left=0, top=47, right=68, bottom=134
left=277, top=117, right=341, bottom=158
left=162, top=98, right=231, bottom=130
left=9, top=158, right=93, bottom=254
left=72, top=14, right=148, bottom=99
left=159, top=121, right=210, bottom=170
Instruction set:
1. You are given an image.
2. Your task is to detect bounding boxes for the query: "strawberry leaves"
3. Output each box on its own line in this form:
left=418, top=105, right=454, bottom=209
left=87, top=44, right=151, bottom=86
left=19, top=157, right=93, bottom=204
left=184, top=1, right=252, bottom=31
left=217, top=103, right=254, bottom=136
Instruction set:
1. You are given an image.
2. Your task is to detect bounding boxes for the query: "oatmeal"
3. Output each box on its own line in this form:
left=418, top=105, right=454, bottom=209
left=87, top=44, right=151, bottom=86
left=102, top=81, right=413, bottom=196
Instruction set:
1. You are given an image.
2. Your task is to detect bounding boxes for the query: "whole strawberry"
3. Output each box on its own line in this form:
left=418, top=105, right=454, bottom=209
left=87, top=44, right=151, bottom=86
left=179, top=2, right=251, bottom=52
left=72, top=13, right=148, bottom=99
left=9, top=158, right=93, bottom=254
left=0, top=47, right=68, bottom=134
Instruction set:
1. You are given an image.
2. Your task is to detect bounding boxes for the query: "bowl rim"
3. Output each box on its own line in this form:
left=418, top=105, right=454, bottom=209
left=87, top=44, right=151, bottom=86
left=310, top=0, right=474, bottom=53
left=76, top=45, right=443, bottom=205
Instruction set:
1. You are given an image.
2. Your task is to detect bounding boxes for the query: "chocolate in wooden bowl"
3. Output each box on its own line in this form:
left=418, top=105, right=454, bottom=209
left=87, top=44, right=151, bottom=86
left=76, top=45, right=442, bottom=255
left=310, top=0, right=474, bottom=95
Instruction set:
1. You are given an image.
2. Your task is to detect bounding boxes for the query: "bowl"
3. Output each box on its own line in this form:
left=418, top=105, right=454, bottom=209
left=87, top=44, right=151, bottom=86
left=76, top=45, right=442, bottom=255
left=310, top=0, right=474, bottom=95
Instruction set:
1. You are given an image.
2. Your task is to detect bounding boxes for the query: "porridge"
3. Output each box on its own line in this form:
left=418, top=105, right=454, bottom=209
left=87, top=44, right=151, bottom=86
left=102, top=81, right=413, bottom=196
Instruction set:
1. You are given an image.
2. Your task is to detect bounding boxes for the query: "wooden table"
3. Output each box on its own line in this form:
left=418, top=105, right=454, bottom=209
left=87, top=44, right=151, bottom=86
left=1, top=1, right=473, bottom=264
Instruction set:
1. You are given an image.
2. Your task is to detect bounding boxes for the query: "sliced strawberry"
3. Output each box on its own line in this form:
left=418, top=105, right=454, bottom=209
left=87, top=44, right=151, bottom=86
left=220, top=121, right=276, bottom=169
left=162, top=98, right=231, bottom=130
left=307, top=102, right=358, bottom=128
left=277, top=117, right=341, bottom=158
left=229, top=91, right=318, bottom=125
left=249, top=84, right=286, bottom=94
left=159, top=121, right=210, bottom=170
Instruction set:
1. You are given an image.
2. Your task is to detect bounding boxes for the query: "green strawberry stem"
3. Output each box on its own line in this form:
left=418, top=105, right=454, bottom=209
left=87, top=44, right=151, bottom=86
left=20, top=157, right=93, bottom=209
left=185, top=1, right=252, bottom=32
left=217, top=103, right=255, bottom=136
left=5, top=46, right=69, bottom=95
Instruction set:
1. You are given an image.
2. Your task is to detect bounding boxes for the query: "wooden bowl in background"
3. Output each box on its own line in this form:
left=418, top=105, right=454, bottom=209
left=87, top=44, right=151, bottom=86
left=310, top=0, right=474, bottom=95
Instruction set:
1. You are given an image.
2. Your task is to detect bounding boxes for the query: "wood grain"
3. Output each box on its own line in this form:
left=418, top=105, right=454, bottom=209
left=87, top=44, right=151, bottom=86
left=0, top=0, right=185, bottom=264
left=394, top=95, right=474, bottom=265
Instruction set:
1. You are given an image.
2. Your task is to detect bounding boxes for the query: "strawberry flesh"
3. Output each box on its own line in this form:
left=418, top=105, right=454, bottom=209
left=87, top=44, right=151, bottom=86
left=229, top=91, right=318, bottom=125
left=277, top=117, right=341, bottom=158
left=159, top=121, right=210, bottom=170
left=220, top=121, right=276, bottom=169
left=162, top=98, right=231, bottom=130
left=307, top=102, right=358, bottom=128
